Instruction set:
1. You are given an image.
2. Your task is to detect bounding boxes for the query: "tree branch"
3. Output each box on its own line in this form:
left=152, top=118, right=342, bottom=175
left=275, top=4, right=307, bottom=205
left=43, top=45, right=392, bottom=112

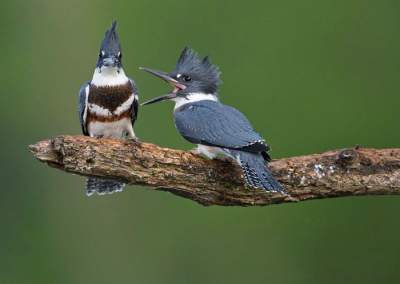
left=28, top=135, right=400, bottom=206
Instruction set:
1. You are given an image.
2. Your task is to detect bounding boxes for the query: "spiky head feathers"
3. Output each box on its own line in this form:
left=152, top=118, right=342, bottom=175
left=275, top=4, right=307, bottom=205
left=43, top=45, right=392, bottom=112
left=170, top=47, right=221, bottom=94
left=96, top=21, right=123, bottom=69
left=100, top=21, right=121, bottom=55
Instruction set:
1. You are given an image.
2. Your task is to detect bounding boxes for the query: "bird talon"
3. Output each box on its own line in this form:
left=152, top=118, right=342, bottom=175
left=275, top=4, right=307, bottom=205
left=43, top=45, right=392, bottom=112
left=126, top=136, right=140, bottom=143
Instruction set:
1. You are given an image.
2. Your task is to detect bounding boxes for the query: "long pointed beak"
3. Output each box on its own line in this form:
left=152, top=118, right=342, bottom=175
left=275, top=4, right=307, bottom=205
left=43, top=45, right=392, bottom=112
left=140, top=66, right=187, bottom=106
left=140, top=67, right=187, bottom=89
left=141, top=93, right=177, bottom=106
left=139, top=67, right=176, bottom=82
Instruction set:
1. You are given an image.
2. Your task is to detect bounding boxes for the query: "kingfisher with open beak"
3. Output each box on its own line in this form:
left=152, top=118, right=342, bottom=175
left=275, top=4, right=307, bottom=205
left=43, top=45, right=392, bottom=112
left=140, top=47, right=283, bottom=192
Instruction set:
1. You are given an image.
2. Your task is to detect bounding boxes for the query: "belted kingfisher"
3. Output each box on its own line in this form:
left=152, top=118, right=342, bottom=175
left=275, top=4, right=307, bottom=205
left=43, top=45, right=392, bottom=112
left=78, top=21, right=139, bottom=196
left=140, top=47, right=283, bottom=192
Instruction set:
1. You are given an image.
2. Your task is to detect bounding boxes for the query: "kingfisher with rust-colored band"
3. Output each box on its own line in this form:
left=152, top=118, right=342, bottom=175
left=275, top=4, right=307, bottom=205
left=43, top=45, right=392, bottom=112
left=78, top=21, right=139, bottom=196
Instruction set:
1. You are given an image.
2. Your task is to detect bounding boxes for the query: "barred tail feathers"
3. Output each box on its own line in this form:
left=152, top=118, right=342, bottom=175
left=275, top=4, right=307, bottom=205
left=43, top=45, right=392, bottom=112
left=230, top=150, right=283, bottom=192
left=86, top=177, right=125, bottom=196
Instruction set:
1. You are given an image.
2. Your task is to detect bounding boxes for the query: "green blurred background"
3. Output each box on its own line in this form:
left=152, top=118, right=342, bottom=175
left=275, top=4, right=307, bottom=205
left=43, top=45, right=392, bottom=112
left=1, top=0, right=399, bottom=283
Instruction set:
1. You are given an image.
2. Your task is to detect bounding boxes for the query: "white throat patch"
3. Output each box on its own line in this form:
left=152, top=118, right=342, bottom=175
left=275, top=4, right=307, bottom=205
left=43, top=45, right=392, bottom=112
left=91, top=67, right=129, bottom=87
left=173, top=93, right=218, bottom=110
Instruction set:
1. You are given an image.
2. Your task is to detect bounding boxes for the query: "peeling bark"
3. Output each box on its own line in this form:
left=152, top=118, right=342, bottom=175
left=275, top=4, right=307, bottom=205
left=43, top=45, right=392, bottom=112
left=29, top=135, right=400, bottom=206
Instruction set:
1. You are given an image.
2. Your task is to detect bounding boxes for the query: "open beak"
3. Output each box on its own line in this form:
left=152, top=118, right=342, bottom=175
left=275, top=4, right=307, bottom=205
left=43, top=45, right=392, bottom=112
left=141, top=93, right=178, bottom=105
left=140, top=67, right=186, bottom=105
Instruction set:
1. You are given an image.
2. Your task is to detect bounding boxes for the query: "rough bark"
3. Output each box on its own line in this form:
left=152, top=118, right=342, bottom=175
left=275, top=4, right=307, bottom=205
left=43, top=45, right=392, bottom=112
left=29, top=135, right=400, bottom=206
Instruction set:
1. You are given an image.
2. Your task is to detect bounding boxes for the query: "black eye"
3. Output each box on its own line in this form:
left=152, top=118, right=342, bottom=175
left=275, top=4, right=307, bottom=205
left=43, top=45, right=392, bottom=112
left=99, top=51, right=105, bottom=58
left=118, top=52, right=122, bottom=59
left=183, top=75, right=191, bottom=82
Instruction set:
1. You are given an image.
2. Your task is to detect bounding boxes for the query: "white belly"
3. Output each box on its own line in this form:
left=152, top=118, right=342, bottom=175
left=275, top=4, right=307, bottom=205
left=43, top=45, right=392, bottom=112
left=196, top=144, right=225, bottom=159
left=88, top=118, right=134, bottom=138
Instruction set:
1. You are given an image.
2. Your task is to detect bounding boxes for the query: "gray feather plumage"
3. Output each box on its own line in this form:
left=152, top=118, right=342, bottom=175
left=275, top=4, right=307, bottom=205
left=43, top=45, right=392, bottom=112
left=100, top=21, right=120, bottom=54
left=129, top=78, right=139, bottom=124
left=227, top=149, right=283, bottom=192
left=86, top=177, right=125, bottom=196
left=174, top=100, right=268, bottom=152
left=174, top=100, right=282, bottom=192
left=78, top=81, right=89, bottom=135
left=97, top=21, right=121, bottom=67
left=170, top=47, right=221, bottom=95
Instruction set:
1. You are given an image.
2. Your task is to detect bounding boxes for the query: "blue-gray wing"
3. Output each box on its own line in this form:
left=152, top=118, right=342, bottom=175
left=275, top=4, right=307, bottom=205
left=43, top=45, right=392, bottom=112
left=129, top=78, right=139, bottom=125
left=78, top=81, right=90, bottom=136
left=174, top=100, right=269, bottom=153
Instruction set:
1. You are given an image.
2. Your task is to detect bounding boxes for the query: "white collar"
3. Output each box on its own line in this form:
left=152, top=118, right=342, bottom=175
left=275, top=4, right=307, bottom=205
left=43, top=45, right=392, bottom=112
left=173, top=93, right=218, bottom=109
left=91, top=67, right=129, bottom=87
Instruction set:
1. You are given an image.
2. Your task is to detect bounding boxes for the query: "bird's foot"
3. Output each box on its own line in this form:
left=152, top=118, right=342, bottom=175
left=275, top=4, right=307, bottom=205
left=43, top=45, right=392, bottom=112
left=126, top=136, right=140, bottom=143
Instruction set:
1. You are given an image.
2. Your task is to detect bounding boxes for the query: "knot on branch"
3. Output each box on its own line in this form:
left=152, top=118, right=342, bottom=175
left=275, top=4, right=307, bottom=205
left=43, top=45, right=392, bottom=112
left=336, top=147, right=360, bottom=168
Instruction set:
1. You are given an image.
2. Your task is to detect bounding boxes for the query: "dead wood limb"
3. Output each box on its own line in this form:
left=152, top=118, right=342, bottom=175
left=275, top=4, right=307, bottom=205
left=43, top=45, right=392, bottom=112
left=29, top=135, right=400, bottom=206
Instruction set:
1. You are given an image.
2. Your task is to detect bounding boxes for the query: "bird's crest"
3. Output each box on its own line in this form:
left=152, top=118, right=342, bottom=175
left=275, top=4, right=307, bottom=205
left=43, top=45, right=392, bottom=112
left=100, top=20, right=121, bottom=55
left=174, top=47, right=221, bottom=91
